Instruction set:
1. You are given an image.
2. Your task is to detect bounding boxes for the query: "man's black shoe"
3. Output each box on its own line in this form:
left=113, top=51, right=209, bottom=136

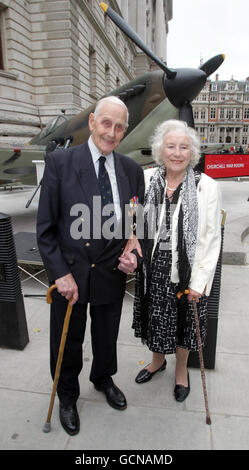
left=94, top=382, right=127, bottom=410
left=59, top=403, right=80, bottom=435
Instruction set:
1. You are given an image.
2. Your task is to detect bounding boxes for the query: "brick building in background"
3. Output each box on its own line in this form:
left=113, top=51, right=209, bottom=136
left=193, top=74, right=249, bottom=151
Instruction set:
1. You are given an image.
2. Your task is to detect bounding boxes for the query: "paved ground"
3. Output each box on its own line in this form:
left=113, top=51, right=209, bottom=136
left=0, top=178, right=248, bottom=451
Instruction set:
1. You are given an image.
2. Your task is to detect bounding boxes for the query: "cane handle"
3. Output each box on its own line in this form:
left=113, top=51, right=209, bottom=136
left=46, top=284, right=57, bottom=304
left=176, top=289, right=190, bottom=299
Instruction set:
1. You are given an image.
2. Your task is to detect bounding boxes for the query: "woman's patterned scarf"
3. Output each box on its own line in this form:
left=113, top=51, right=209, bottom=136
left=143, top=164, right=199, bottom=291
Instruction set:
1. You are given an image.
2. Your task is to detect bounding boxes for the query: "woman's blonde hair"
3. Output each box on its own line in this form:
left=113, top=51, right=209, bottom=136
left=151, top=119, right=200, bottom=167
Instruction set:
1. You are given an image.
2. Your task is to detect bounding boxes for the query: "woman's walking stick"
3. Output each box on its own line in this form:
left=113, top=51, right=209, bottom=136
left=43, top=284, right=73, bottom=433
left=192, top=299, right=211, bottom=425
left=177, top=289, right=211, bottom=425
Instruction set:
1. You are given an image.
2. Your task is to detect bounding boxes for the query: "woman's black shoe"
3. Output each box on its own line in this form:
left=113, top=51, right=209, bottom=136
left=135, top=359, right=167, bottom=384
left=174, top=372, right=190, bottom=402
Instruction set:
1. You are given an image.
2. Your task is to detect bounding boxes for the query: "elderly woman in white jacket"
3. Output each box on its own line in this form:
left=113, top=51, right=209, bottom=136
left=126, top=119, right=221, bottom=402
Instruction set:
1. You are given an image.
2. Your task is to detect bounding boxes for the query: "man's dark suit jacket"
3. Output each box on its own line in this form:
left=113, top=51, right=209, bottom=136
left=37, top=142, right=145, bottom=305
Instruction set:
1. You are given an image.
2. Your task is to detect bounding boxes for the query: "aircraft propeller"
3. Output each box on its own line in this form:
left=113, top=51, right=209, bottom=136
left=99, top=3, right=225, bottom=128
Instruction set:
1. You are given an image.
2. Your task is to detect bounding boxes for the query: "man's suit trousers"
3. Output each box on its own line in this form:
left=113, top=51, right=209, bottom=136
left=50, top=289, right=123, bottom=405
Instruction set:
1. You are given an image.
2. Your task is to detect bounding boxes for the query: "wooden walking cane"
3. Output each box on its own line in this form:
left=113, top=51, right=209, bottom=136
left=177, top=289, right=211, bottom=425
left=43, top=284, right=73, bottom=433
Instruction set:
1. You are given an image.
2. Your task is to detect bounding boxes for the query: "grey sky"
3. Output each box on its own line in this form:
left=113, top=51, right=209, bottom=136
left=167, top=0, right=249, bottom=81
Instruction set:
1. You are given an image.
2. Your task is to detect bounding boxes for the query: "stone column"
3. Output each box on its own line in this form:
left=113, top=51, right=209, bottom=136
left=155, top=0, right=167, bottom=61
left=136, top=0, right=146, bottom=43
left=128, top=0, right=136, bottom=32
left=121, top=0, right=129, bottom=22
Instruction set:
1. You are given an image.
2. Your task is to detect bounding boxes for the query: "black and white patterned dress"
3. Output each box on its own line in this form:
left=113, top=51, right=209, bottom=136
left=132, top=192, right=208, bottom=355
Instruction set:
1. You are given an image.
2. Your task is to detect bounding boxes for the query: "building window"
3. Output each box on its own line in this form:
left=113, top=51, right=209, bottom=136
left=105, top=64, right=111, bottom=95
left=116, top=31, right=121, bottom=52
left=242, top=136, right=248, bottom=144
left=220, top=108, right=224, bottom=119
left=236, top=108, right=240, bottom=119
left=210, top=107, right=216, bottom=119
left=219, top=128, right=224, bottom=142
left=89, top=45, right=97, bottom=98
left=124, top=46, right=128, bottom=66
left=0, top=30, right=3, bottom=69
left=211, top=84, right=217, bottom=91
left=209, top=125, right=215, bottom=132
left=210, top=94, right=217, bottom=101
left=0, top=7, right=7, bottom=70
left=226, top=108, right=234, bottom=119
left=194, top=110, right=199, bottom=119
left=243, top=125, right=248, bottom=133
left=244, top=108, right=249, bottom=119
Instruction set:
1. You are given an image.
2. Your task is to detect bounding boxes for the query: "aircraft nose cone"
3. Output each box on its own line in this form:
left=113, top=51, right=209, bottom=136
left=163, top=68, right=207, bottom=108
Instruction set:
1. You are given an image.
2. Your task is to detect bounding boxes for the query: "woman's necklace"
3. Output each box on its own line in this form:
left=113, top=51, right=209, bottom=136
left=166, top=180, right=179, bottom=191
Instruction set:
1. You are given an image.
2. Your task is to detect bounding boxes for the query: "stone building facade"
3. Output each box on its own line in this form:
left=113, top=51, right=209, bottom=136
left=0, top=0, right=172, bottom=145
left=193, top=74, right=249, bottom=151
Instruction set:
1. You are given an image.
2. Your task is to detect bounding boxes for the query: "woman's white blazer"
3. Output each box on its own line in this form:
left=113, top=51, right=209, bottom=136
left=144, top=168, right=222, bottom=296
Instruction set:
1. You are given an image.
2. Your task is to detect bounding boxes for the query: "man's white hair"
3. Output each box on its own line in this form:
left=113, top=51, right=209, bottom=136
left=94, top=96, right=129, bottom=126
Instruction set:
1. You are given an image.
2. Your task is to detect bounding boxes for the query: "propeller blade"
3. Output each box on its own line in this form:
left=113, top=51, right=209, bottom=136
left=99, top=3, right=176, bottom=79
left=199, top=54, right=225, bottom=77
left=179, top=103, right=194, bottom=128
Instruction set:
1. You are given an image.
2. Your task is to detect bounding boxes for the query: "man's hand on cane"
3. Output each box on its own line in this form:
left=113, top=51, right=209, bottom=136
left=55, top=273, right=79, bottom=305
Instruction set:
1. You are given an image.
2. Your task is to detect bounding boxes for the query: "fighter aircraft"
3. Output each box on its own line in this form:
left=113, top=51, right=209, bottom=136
left=0, top=2, right=225, bottom=187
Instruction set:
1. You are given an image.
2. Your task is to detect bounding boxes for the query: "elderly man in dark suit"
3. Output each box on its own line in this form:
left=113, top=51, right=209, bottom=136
left=37, top=96, right=144, bottom=435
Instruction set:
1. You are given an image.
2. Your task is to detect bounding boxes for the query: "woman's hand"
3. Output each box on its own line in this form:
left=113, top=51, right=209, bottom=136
left=122, top=235, right=142, bottom=257
left=187, top=288, right=202, bottom=303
